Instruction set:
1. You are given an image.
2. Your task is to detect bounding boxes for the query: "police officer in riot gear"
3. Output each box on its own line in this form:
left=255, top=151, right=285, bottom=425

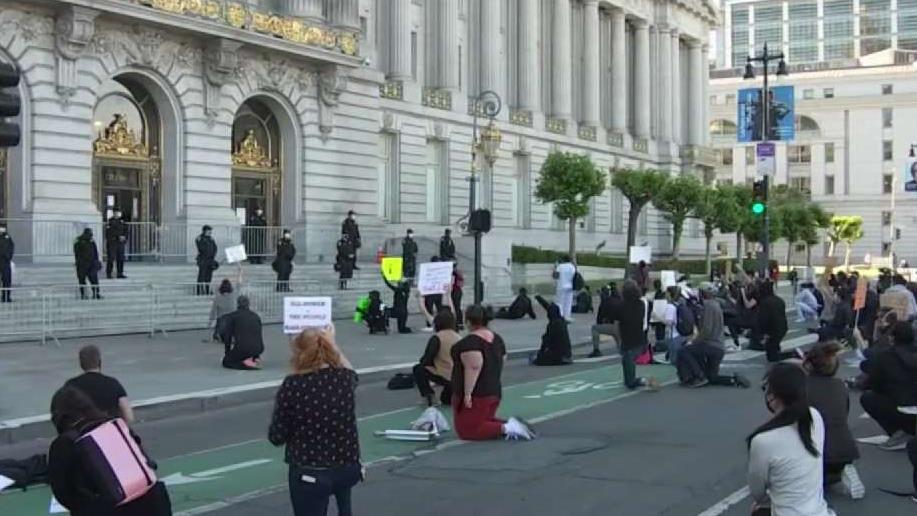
left=105, top=209, right=127, bottom=279
left=196, top=225, right=218, bottom=295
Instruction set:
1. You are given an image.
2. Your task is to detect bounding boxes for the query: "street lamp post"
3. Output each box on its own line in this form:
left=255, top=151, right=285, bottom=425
left=469, top=91, right=502, bottom=305
left=744, top=42, right=788, bottom=278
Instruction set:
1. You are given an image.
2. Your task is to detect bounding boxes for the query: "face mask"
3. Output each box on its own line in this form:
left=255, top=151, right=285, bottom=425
left=283, top=234, right=291, bottom=240
left=407, top=233, right=413, bottom=239
left=0, top=228, right=6, bottom=234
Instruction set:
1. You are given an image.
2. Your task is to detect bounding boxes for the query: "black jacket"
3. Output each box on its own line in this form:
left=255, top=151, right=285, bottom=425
left=439, top=236, right=455, bottom=260
left=499, top=294, right=536, bottom=320
left=274, top=240, right=296, bottom=273
left=533, top=297, right=572, bottom=365
left=596, top=295, right=622, bottom=325
left=0, top=233, right=13, bottom=263
left=402, top=238, right=417, bottom=261
left=73, top=236, right=100, bottom=273
left=219, top=308, right=265, bottom=358
left=383, top=276, right=409, bottom=314
left=195, top=235, right=217, bottom=267
left=807, top=375, right=860, bottom=464
left=603, top=296, right=647, bottom=351
left=104, top=218, right=127, bottom=245
left=756, top=294, right=787, bottom=341
left=248, top=214, right=267, bottom=228
left=573, top=291, right=593, bottom=313
left=341, top=218, right=361, bottom=246
left=863, top=345, right=917, bottom=406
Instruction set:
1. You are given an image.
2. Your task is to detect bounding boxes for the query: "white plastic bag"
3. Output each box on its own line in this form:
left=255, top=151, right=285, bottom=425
left=411, top=406, right=450, bottom=433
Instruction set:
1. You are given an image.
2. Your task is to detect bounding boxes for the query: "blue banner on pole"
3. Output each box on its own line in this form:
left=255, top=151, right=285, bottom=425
left=905, top=157, right=917, bottom=192
left=737, top=85, right=795, bottom=142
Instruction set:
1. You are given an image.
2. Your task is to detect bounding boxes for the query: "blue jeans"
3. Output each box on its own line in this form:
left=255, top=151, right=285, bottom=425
left=666, top=336, right=688, bottom=367
left=288, top=463, right=362, bottom=516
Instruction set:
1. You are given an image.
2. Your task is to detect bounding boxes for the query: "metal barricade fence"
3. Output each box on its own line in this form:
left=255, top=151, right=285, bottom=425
left=43, top=283, right=156, bottom=344
left=240, top=226, right=285, bottom=261
left=122, top=222, right=158, bottom=260
left=0, top=287, right=47, bottom=343
left=0, top=218, right=102, bottom=260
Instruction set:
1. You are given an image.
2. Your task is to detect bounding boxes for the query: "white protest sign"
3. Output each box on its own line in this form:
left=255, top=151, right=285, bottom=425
left=225, top=244, right=247, bottom=264
left=661, top=270, right=677, bottom=288
left=629, top=246, right=652, bottom=264
left=0, top=474, right=14, bottom=493
left=49, top=496, right=67, bottom=513
left=283, top=297, right=332, bottom=334
left=651, top=299, right=668, bottom=323
left=417, top=261, right=454, bottom=295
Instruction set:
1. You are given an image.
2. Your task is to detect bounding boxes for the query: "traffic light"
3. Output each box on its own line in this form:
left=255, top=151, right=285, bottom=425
left=751, top=180, right=767, bottom=216
left=0, top=62, right=21, bottom=148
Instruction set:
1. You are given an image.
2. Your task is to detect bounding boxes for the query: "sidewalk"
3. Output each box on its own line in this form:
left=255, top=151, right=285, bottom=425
left=0, top=306, right=595, bottom=426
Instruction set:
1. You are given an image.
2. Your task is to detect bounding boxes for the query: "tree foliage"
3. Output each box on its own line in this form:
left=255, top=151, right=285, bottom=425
left=610, top=168, right=669, bottom=251
left=693, top=185, right=741, bottom=274
left=535, top=152, right=606, bottom=260
left=654, top=175, right=703, bottom=260
left=826, top=215, right=864, bottom=268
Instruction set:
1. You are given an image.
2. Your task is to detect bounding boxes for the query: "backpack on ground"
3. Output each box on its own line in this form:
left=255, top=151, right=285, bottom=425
left=387, top=373, right=415, bottom=390
left=675, top=302, right=695, bottom=337
left=71, top=419, right=157, bottom=507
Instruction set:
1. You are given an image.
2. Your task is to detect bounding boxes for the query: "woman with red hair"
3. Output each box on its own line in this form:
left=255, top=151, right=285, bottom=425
left=269, top=325, right=362, bottom=516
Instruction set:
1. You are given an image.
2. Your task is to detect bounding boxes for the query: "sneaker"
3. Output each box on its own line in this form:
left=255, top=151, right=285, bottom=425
left=587, top=349, right=603, bottom=358
left=733, top=374, right=751, bottom=389
left=644, top=377, right=662, bottom=391
left=421, top=327, right=434, bottom=333
left=879, top=431, right=910, bottom=451
left=503, top=417, right=536, bottom=441
left=840, top=464, right=865, bottom=500
left=689, top=378, right=709, bottom=388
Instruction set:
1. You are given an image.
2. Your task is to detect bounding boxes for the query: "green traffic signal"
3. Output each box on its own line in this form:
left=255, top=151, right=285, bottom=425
left=752, top=202, right=765, bottom=215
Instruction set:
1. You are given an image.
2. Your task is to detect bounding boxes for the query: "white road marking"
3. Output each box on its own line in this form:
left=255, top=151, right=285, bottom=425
left=697, top=486, right=751, bottom=516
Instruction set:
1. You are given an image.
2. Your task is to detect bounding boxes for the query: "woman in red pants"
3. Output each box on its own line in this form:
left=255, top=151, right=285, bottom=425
left=451, top=305, right=536, bottom=441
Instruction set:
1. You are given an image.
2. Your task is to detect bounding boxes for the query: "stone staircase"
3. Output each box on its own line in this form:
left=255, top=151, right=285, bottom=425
left=0, top=262, right=514, bottom=343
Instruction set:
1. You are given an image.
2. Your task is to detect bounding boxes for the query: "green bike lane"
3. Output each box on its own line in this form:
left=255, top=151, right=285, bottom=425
left=0, top=364, right=676, bottom=515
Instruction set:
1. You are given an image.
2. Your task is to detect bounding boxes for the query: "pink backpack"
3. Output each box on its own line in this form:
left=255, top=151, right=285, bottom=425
left=72, top=419, right=157, bottom=506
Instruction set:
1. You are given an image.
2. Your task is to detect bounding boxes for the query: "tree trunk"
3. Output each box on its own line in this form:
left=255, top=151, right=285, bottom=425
left=568, top=218, right=577, bottom=264
left=828, top=240, right=836, bottom=257
left=736, top=233, right=743, bottom=262
left=672, top=220, right=683, bottom=261
left=844, top=242, right=851, bottom=270
left=806, top=244, right=813, bottom=281
left=626, top=204, right=641, bottom=252
left=704, top=230, right=713, bottom=277
left=786, top=241, right=793, bottom=270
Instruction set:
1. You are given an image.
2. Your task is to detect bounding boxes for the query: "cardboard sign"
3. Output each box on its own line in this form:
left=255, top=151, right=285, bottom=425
left=381, top=256, right=403, bottom=282
left=629, top=246, right=652, bottom=264
left=651, top=299, right=668, bottom=323
left=853, top=277, right=868, bottom=311
left=880, top=291, right=910, bottom=321
left=822, top=256, right=837, bottom=274
left=283, top=296, right=332, bottom=334
left=661, top=270, right=677, bottom=289
left=417, top=261, right=454, bottom=295
left=225, top=244, right=247, bottom=264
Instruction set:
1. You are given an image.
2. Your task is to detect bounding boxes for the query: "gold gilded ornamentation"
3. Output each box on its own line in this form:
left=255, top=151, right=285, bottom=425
left=93, top=114, right=149, bottom=158
left=304, top=26, right=323, bottom=45
left=546, top=118, right=567, bottom=135
left=182, top=0, right=203, bottom=15
left=252, top=12, right=270, bottom=32
left=283, top=19, right=304, bottom=42
left=152, top=0, right=184, bottom=13
left=203, top=1, right=221, bottom=18
left=225, top=2, right=246, bottom=28
left=232, top=129, right=272, bottom=169
left=321, top=31, right=337, bottom=49
left=339, top=33, right=357, bottom=56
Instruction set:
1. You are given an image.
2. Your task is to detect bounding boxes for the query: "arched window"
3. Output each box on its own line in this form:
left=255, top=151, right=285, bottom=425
left=93, top=93, right=146, bottom=146
left=794, top=115, right=820, bottom=136
left=709, top=119, right=738, bottom=136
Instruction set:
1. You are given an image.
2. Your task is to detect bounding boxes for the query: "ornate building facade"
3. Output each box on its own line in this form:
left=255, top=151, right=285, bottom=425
left=0, top=0, right=717, bottom=264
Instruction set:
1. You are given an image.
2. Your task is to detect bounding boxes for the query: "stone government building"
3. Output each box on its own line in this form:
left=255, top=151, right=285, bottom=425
left=0, top=0, right=718, bottom=266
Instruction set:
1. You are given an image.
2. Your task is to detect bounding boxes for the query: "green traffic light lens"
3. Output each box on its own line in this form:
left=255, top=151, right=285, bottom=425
left=752, top=203, right=765, bottom=215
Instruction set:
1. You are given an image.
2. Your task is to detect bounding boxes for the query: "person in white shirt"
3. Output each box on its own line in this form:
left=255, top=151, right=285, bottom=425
left=747, top=363, right=836, bottom=516
left=887, top=275, right=917, bottom=321
left=794, top=283, right=820, bottom=324
left=553, top=256, right=576, bottom=321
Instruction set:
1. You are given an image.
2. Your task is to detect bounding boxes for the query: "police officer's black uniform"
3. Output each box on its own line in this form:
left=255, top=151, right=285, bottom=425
left=439, top=230, right=455, bottom=261
left=246, top=211, right=267, bottom=264
left=73, top=228, right=102, bottom=299
left=341, top=211, right=361, bottom=269
left=0, top=228, right=13, bottom=302
left=402, top=231, right=418, bottom=279
left=273, top=235, right=296, bottom=292
left=195, top=226, right=218, bottom=295
left=105, top=214, right=127, bottom=279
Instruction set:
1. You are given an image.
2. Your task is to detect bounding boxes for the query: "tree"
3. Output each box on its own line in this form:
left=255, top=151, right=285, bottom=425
left=535, top=152, right=606, bottom=261
left=826, top=215, right=864, bottom=269
left=692, top=185, right=740, bottom=276
left=776, top=202, right=812, bottom=268
left=725, top=184, right=753, bottom=260
left=801, top=204, right=830, bottom=272
left=610, top=168, right=669, bottom=253
left=654, top=175, right=702, bottom=260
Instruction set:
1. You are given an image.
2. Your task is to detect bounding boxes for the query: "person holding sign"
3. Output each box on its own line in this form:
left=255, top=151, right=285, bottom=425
left=273, top=230, right=296, bottom=292
left=269, top=325, right=362, bottom=516
left=219, top=296, right=264, bottom=370
left=195, top=225, right=218, bottom=296
left=383, top=274, right=412, bottom=334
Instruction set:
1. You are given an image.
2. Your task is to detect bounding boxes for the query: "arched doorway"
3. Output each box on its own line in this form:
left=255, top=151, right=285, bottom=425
left=91, top=77, right=161, bottom=225
left=231, top=98, right=283, bottom=226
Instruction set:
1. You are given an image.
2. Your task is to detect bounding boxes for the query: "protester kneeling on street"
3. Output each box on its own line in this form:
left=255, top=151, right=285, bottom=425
left=859, top=321, right=917, bottom=451
left=64, top=345, right=134, bottom=423
left=413, top=310, right=460, bottom=407
left=207, top=278, right=237, bottom=343
left=452, top=305, right=536, bottom=441
left=589, top=282, right=622, bottom=358
left=531, top=295, right=573, bottom=366
left=677, top=283, right=750, bottom=389
left=494, top=287, right=537, bottom=320
left=747, top=363, right=836, bottom=516
left=803, top=341, right=864, bottom=499
left=219, top=295, right=265, bottom=370
left=602, top=280, right=659, bottom=391
left=269, top=325, right=362, bottom=516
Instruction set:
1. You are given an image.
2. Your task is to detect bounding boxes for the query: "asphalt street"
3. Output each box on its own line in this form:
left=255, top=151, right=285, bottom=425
left=1, top=319, right=914, bottom=516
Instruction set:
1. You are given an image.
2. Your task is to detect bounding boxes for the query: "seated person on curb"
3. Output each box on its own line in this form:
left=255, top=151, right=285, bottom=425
left=495, top=288, right=537, bottom=320
left=678, top=283, right=751, bottom=389
left=219, top=295, right=265, bottom=370
left=413, top=310, right=460, bottom=407
left=859, top=321, right=917, bottom=451
left=360, top=290, right=388, bottom=334
left=590, top=282, right=623, bottom=358
left=796, top=282, right=821, bottom=324
left=803, top=341, right=864, bottom=499
left=572, top=285, right=594, bottom=314
left=531, top=295, right=573, bottom=366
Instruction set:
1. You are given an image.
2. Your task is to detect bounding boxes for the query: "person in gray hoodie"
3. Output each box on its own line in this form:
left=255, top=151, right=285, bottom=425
left=207, top=279, right=237, bottom=342
left=679, top=283, right=751, bottom=388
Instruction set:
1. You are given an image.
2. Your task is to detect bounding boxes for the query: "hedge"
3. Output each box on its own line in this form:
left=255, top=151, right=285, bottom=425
left=511, top=245, right=776, bottom=276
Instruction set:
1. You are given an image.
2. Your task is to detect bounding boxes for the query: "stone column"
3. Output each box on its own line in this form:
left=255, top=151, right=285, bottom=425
left=326, top=0, right=359, bottom=31
left=479, top=0, right=504, bottom=99
left=657, top=26, right=672, bottom=142
left=287, top=0, right=323, bottom=22
left=517, top=0, right=540, bottom=112
left=387, top=0, right=412, bottom=80
left=702, top=44, right=710, bottom=146
left=671, top=30, right=681, bottom=143
left=581, top=0, right=600, bottom=127
left=552, top=0, right=572, bottom=120
left=688, top=41, right=703, bottom=145
left=610, top=8, right=627, bottom=133
left=634, top=20, right=650, bottom=139
left=437, top=0, right=460, bottom=89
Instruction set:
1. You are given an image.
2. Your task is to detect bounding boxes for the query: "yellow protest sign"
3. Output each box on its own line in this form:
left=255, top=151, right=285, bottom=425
left=381, top=256, right=403, bottom=282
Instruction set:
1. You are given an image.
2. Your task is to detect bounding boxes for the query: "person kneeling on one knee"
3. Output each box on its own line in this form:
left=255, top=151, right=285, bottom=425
left=413, top=310, right=460, bottom=407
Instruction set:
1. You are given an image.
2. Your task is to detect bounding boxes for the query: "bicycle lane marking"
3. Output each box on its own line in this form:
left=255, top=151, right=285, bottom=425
left=0, top=364, right=675, bottom=515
